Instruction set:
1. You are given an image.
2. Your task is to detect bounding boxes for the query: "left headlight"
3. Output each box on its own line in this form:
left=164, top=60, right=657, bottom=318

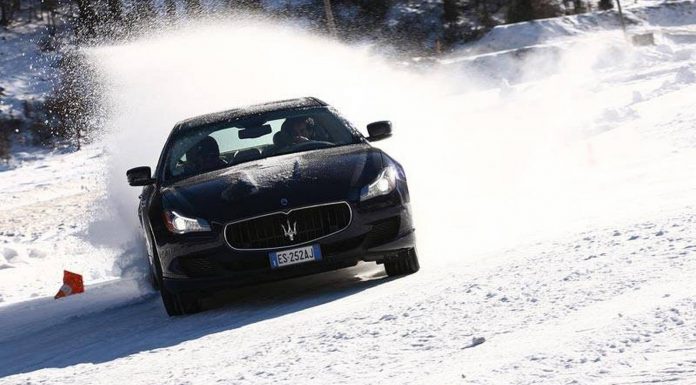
left=163, top=209, right=212, bottom=234
left=360, top=166, right=397, bottom=202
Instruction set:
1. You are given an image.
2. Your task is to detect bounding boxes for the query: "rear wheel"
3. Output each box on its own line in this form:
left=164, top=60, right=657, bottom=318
left=384, top=247, right=420, bottom=276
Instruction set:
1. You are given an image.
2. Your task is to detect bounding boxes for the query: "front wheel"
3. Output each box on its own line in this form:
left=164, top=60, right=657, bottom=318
left=151, top=248, right=201, bottom=316
left=384, top=247, right=420, bottom=276
left=160, top=284, right=201, bottom=317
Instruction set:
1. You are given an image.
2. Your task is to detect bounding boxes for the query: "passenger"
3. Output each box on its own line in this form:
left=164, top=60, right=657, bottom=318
left=186, top=136, right=225, bottom=173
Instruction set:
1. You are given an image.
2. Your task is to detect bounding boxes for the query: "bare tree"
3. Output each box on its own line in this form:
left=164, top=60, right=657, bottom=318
left=164, top=0, right=177, bottom=19
left=133, top=0, right=156, bottom=24
left=185, top=0, right=202, bottom=16
left=107, top=0, right=123, bottom=22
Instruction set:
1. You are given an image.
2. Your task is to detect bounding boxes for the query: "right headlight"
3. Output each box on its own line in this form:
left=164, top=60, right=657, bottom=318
left=360, top=166, right=397, bottom=202
left=163, top=209, right=211, bottom=234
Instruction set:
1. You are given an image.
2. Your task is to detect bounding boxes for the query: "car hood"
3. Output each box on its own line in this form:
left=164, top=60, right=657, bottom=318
left=160, top=144, right=383, bottom=223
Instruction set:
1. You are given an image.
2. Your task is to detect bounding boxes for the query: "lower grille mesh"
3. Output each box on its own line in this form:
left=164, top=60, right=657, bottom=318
left=363, top=217, right=400, bottom=248
left=179, top=257, right=219, bottom=277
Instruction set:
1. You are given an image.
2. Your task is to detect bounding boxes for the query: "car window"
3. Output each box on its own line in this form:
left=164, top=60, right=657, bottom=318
left=162, top=108, right=360, bottom=182
left=208, top=121, right=282, bottom=155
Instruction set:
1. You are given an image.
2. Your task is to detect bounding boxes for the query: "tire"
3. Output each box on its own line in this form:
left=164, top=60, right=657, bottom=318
left=150, top=270, right=160, bottom=291
left=160, top=284, right=201, bottom=317
left=151, top=247, right=201, bottom=316
left=384, top=247, right=420, bottom=277
left=145, top=231, right=160, bottom=291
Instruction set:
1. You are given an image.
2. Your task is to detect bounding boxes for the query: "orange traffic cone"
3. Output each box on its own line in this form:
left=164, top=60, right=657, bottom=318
left=54, top=270, right=84, bottom=299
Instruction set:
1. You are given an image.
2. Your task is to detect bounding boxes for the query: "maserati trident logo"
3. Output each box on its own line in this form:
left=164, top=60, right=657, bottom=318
left=281, top=219, right=297, bottom=241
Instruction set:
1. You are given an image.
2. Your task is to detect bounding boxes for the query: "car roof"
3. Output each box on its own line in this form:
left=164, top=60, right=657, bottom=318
left=175, top=97, right=328, bottom=131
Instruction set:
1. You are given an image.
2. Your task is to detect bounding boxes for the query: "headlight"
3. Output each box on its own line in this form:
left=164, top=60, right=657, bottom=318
left=360, top=166, right=397, bottom=202
left=163, top=210, right=211, bottom=234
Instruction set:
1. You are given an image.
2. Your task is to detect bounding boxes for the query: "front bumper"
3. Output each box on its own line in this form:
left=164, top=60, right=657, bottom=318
left=157, top=201, right=415, bottom=295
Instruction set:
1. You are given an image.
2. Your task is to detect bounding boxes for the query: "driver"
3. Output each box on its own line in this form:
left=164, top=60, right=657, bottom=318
left=284, top=116, right=315, bottom=144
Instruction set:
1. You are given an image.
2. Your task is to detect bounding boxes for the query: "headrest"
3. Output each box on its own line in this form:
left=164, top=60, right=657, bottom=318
left=273, top=130, right=291, bottom=147
left=233, top=148, right=262, bottom=164
left=187, top=136, right=220, bottom=160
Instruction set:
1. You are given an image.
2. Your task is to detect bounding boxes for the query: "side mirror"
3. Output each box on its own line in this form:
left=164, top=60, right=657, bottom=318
left=366, top=121, right=392, bottom=142
left=127, top=166, right=155, bottom=186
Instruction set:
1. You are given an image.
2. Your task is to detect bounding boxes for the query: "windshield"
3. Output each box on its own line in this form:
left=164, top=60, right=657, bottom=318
left=161, top=107, right=361, bottom=182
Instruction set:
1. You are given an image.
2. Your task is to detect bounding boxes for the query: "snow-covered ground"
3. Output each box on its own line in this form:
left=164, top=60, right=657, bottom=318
left=0, top=22, right=58, bottom=121
left=2, top=1, right=696, bottom=384
left=0, top=145, right=123, bottom=305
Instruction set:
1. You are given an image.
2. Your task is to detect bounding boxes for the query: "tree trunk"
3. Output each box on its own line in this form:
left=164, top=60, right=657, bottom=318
left=238, top=0, right=262, bottom=10
left=323, top=0, right=337, bottom=37
left=73, top=0, right=98, bottom=38
left=0, top=0, right=9, bottom=26
left=573, top=0, right=587, bottom=13
left=443, top=0, right=458, bottom=24
left=164, top=0, right=176, bottom=19
left=0, top=0, right=19, bottom=26
left=133, top=0, right=156, bottom=23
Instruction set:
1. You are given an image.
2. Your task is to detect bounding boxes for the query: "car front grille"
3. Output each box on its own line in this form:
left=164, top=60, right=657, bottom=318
left=225, top=202, right=352, bottom=250
left=179, top=255, right=270, bottom=277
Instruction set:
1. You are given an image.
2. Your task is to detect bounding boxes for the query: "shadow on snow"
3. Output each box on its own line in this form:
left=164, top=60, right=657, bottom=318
left=0, top=263, right=392, bottom=378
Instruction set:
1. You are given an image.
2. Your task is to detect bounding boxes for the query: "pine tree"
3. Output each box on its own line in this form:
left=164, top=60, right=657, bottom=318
left=0, top=0, right=20, bottom=26
left=443, top=0, right=458, bottom=25
left=479, top=6, right=496, bottom=29
left=507, top=0, right=535, bottom=23
left=507, top=0, right=563, bottom=22
left=598, top=0, right=614, bottom=10
left=573, top=0, right=587, bottom=13
left=357, top=0, right=390, bottom=22
left=0, top=0, right=9, bottom=26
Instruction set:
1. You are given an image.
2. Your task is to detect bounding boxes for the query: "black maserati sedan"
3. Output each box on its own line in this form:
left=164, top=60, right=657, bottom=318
left=127, top=97, right=418, bottom=315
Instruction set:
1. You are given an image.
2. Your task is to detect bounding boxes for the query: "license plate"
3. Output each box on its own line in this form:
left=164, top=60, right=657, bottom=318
left=269, top=244, right=322, bottom=269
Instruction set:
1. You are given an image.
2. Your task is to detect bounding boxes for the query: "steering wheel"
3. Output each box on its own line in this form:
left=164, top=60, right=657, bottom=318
left=288, top=141, right=335, bottom=151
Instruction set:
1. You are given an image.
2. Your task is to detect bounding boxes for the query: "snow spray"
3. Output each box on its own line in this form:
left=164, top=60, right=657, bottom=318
left=88, top=15, right=662, bottom=277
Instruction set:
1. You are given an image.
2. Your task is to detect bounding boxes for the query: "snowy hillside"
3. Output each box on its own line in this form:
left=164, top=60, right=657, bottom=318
left=0, top=23, right=57, bottom=121
left=2, top=0, right=696, bottom=384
